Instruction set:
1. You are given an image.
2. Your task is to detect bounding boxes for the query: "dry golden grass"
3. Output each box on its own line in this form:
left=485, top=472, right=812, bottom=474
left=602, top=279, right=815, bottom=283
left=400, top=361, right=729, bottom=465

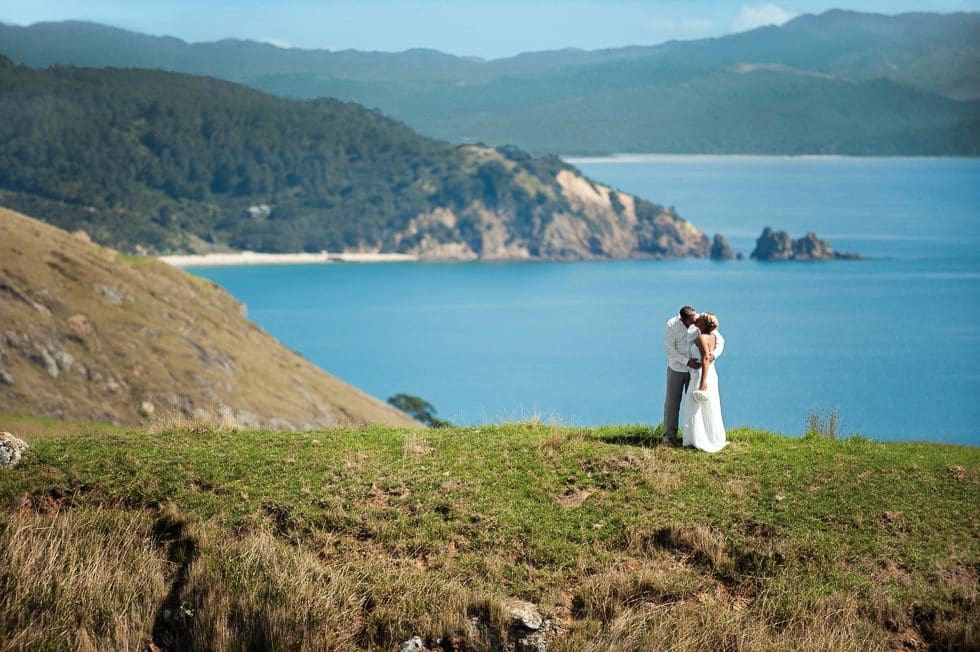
left=660, top=524, right=730, bottom=569
left=0, top=507, right=506, bottom=651
left=559, top=592, right=885, bottom=652
left=807, top=409, right=840, bottom=439
left=0, top=508, right=168, bottom=651
left=0, top=207, right=418, bottom=430
left=146, top=405, right=245, bottom=434
left=403, top=432, right=434, bottom=459
left=0, top=503, right=971, bottom=652
left=535, top=427, right=567, bottom=454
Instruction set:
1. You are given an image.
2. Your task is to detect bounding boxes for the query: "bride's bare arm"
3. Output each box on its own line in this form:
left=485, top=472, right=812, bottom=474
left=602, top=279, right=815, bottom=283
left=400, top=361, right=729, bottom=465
left=696, top=334, right=712, bottom=391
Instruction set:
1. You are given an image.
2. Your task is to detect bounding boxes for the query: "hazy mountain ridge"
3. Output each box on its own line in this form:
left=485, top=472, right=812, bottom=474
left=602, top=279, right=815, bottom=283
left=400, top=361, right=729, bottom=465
left=0, top=59, right=709, bottom=259
left=3, top=11, right=977, bottom=95
left=1, top=11, right=977, bottom=154
left=0, top=207, right=419, bottom=428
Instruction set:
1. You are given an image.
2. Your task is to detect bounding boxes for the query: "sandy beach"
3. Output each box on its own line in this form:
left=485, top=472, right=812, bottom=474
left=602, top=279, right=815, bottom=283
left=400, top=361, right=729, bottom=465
left=158, top=251, right=418, bottom=267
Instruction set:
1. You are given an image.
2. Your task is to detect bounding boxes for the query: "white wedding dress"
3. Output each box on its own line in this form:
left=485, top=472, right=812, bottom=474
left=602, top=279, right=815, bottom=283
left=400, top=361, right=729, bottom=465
left=683, top=338, right=727, bottom=452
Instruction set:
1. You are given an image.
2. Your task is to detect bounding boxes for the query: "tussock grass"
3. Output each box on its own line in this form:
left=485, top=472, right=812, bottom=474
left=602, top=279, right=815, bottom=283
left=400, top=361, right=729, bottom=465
left=402, top=432, right=434, bottom=459
left=0, top=508, right=168, bottom=650
left=562, top=591, right=883, bottom=652
left=147, top=405, right=245, bottom=434
left=807, top=409, right=840, bottom=439
left=0, top=423, right=976, bottom=650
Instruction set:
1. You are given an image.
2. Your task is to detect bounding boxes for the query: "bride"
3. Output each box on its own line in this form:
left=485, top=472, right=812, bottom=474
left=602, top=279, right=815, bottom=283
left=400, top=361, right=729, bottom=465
left=683, top=312, right=727, bottom=452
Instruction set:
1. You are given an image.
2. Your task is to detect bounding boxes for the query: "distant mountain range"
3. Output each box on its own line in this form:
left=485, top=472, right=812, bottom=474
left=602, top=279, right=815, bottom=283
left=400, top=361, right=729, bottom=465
left=1, top=10, right=978, bottom=155
left=0, top=58, right=709, bottom=259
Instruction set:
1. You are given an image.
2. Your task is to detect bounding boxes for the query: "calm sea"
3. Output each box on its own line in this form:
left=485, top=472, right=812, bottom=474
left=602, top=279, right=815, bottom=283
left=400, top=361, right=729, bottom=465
left=194, top=156, right=980, bottom=445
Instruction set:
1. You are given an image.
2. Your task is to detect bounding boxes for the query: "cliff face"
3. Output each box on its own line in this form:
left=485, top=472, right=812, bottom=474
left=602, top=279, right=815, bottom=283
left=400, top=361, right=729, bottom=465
left=394, top=147, right=710, bottom=261
left=0, top=208, right=418, bottom=429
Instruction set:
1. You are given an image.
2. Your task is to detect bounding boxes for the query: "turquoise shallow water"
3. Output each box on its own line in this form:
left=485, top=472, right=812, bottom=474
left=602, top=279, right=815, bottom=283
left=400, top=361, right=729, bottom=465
left=195, top=156, right=980, bottom=445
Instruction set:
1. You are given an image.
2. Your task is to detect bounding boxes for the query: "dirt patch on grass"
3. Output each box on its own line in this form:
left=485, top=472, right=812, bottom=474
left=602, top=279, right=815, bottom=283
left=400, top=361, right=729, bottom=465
left=556, top=487, right=596, bottom=509
left=942, top=563, right=978, bottom=587
left=403, top=432, right=433, bottom=458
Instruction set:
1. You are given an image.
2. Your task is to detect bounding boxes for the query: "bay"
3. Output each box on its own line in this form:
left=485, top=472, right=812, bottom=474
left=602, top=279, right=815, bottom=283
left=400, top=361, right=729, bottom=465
left=194, top=156, right=980, bottom=445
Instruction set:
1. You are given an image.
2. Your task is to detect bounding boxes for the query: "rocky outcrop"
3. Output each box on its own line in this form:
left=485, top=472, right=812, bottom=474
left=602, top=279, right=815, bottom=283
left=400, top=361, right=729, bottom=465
left=394, top=146, right=711, bottom=261
left=0, top=432, right=28, bottom=468
left=397, top=597, right=558, bottom=651
left=0, top=208, right=419, bottom=429
left=710, top=234, right=735, bottom=260
left=751, top=227, right=861, bottom=261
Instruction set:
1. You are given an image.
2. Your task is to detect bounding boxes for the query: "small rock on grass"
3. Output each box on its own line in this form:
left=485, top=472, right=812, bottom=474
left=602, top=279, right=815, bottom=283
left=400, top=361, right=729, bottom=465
left=502, top=597, right=543, bottom=631
left=0, top=432, right=29, bottom=469
left=399, top=636, right=427, bottom=652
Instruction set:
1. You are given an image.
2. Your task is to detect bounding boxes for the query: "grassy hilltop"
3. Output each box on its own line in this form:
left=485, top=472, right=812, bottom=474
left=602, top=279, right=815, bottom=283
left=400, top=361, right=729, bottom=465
left=0, top=419, right=976, bottom=650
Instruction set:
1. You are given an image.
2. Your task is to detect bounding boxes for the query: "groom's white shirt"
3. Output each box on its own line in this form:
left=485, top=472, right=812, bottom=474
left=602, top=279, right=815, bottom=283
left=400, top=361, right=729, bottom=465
left=664, top=316, right=725, bottom=374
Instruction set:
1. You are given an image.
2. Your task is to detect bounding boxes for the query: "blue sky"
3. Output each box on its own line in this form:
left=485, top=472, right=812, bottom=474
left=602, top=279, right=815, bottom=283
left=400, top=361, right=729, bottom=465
left=1, top=0, right=978, bottom=57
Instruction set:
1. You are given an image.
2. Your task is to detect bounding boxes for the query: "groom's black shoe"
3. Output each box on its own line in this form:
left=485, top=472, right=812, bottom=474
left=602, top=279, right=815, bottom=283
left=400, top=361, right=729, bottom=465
left=661, top=435, right=679, bottom=447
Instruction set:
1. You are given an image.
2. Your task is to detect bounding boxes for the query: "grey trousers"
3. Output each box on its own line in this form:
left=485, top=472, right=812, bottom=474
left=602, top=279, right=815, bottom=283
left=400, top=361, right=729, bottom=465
left=663, top=367, right=690, bottom=438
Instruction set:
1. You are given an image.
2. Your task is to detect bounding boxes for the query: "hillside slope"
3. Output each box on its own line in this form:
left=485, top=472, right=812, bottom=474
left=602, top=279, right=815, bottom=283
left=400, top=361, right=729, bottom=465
left=0, top=422, right=976, bottom=649
left=0, top=59, right=708, bottom=259
left=0, top=207, right=417, bottom=428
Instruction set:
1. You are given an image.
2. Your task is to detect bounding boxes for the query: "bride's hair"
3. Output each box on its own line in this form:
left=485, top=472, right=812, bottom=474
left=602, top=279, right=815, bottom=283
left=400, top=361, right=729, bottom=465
left=698, top=312, right=719, bottom=333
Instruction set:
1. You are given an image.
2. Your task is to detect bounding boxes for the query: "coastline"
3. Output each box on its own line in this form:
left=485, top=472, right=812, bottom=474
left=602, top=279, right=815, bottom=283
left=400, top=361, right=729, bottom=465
left=158, top=251, right=418, bottom=267
left=562, top=153, right=979, bottom=165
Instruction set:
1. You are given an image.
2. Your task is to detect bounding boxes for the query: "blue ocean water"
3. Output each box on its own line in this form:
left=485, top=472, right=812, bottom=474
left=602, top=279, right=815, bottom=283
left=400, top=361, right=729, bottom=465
left=195, top=156, right=980, bottom=444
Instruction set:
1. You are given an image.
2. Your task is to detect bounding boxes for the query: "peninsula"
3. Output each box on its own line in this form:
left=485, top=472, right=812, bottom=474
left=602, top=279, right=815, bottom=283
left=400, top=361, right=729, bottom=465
left=0, top=59, right=713, bottom=262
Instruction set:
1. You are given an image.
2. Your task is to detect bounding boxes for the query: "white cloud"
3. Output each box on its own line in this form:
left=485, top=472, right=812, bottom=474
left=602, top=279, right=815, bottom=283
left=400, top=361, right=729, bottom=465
left=731, top=4, right=797, bottom=32
left=262, top=37, right=291, bottom=49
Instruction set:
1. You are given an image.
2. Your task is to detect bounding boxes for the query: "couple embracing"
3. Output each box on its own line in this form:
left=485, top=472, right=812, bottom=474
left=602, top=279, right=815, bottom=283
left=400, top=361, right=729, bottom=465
left=663, top=306, right=727, bottom=452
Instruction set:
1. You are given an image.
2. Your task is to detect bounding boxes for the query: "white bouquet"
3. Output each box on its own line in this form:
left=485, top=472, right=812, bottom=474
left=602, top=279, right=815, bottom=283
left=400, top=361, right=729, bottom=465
left=692, top=389, right=710, bottom=404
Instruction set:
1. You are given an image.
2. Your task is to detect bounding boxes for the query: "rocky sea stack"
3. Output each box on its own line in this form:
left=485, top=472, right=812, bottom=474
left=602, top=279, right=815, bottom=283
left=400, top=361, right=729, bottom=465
left=710, top=234, right=736, bottom=261
left=751, top=227, right=861, bottom=261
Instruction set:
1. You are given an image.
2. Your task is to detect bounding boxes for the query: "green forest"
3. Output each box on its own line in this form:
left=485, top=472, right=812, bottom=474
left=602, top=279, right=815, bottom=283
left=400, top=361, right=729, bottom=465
left=0, top=57, right=581, bottom=253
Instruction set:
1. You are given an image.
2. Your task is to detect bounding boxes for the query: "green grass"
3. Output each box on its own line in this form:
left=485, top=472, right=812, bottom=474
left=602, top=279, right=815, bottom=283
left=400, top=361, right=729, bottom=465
left=1, top=423, right=977, bottom=650
left=0, top=412, right=128, bottom=438
left=115, top=251, right=153, bottom=266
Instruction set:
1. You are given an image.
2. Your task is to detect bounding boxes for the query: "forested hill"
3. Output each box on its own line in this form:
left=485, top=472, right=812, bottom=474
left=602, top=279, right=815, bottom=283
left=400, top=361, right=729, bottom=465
left=0, top=58, right=708, bottom=259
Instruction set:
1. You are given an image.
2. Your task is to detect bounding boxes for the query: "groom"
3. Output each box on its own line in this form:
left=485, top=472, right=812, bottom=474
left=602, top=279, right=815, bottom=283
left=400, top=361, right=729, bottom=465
left=662, top=306, right=724, bottom=446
